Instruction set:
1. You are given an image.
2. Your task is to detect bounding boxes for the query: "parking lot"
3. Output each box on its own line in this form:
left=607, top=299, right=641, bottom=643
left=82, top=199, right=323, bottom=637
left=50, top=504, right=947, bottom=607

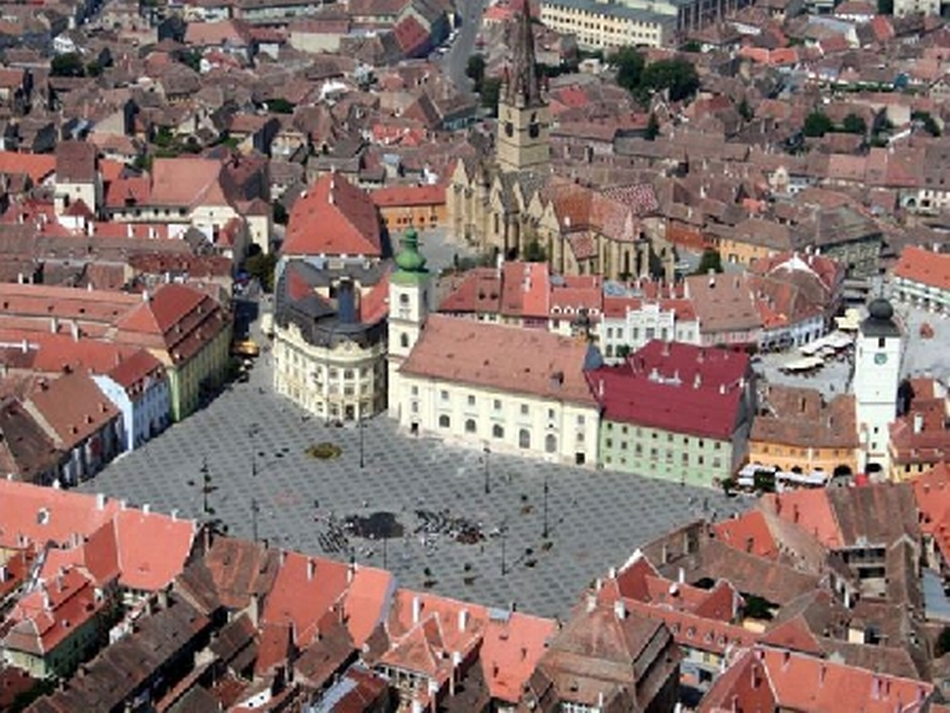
left=80, top=349, right=743, bottom=619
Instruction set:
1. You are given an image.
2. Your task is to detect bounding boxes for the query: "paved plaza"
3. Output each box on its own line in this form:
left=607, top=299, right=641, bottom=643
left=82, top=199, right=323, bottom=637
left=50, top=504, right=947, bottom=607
left=79, top=354, right=744, bottom=619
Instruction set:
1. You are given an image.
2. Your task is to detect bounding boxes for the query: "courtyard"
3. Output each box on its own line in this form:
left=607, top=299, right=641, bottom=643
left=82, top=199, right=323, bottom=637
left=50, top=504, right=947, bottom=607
left=79, top=351, right=744, bottom=619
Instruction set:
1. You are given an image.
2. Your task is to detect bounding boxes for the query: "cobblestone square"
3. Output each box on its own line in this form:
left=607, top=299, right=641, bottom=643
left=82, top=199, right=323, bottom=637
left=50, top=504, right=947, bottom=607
left=79, top=344, right=745, bottom=620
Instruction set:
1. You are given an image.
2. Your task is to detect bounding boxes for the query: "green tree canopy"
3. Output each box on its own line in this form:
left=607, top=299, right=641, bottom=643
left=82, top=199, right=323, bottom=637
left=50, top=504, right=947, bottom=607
left=693, top=248, right=723, bottom=275
left=272, top=201, right=288, bottom=226
left=936, top=626, right=950, bottom=658
left=51, top=52, right=85, bottom=77
left=466, top=54, right=486, bottom=92
left=913, top=110, right=941, bottom=137
left=803, top=110, right=834, bottom=137
left=245, top=252, right=278, bottom=293
left=841, top=113, right=867, bottom=135
left=267, top=98, right=295, bottom=114
left=523, top=240, right=547, bottom=262
left=738, top=97, right=753, bottom=121
left=611, top=46, right=645, bottom=93
left=645, top=112, right=660, bottom=141
left=480, top=77, right=502, bottom=116
left=640, top=58, right=700, bottom=102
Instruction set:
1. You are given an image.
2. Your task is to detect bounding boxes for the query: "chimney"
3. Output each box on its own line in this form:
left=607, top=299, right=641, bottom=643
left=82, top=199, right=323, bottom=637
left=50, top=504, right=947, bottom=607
left=96, top=493, right=106, bottom=510
left=142, top=503, right=150, bottom=515
left=412, top=595, right=422, bottom=624
left=708, top=269, right=716, bottom=288
left=819, top=664, right=826, bottom=687
left=598, top=379, right=604, bottom=398
left=693, top=372, right=702, bottom=389
left=458, top=608, right=469, bottom=632
left=70, top=320, right=79, bottom=342
left=613, top=599, right=626, bottom=620
left=307, top=558, right=315, bottom=581
left=126, top=223, right=133, bottom=238
left=586, top=593, right=596, bottom=613
left=50, top=316, right=58, bottom=334
left=141, top=290, right=149, bottom=302
left=678, top=567, right=685, bottom=584
left=914, top=412, right=924, bottom=434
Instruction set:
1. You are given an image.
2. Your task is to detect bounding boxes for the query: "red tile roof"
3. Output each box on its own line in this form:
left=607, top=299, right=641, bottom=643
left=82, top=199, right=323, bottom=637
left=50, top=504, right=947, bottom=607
left=370, top=184, right=445, bottom=208
left=893, top=245, right=950, bottom=292
left=26, top=372, right=120, bottom=448
left=400, top=315, right=597, bottom=407
left=0, top=151, right=56, bottom=184
left=760, top=490, right=843, bottom=548
left=284, top=173, right=382, bottom=257
left=261, top=552, right=350, bottom=647
left=589, top=341, right=750, bottom=439
left=712, top=510, right=779, bottom=559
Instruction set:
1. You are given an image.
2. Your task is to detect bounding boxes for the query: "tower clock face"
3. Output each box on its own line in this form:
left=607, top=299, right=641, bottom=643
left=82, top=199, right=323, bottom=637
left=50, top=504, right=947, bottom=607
left=874, top=352, right=888, bottom=365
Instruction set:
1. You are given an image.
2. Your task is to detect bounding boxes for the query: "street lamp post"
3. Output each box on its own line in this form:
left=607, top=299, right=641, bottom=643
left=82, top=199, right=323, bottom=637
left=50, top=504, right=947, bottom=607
left=501, top=526, right=507, bottom=576
left=251, top=498, right=260, bottom=542
left=542, top=474, right=550, bottom=539
left=359, top=413, right=365, bottom=469
left=484, top=445, right=491, bottom=495
left=200, top=456, right=211, bottom=515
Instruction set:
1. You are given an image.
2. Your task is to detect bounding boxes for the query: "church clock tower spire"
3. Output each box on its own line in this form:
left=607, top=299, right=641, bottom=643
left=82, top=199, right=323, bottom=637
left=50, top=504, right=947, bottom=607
left=496, top=1, right=550, bottom=173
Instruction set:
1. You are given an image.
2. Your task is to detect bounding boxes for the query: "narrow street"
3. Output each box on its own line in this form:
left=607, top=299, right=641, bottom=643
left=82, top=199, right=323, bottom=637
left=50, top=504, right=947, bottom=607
left=441, top=0, right=490, bottom=95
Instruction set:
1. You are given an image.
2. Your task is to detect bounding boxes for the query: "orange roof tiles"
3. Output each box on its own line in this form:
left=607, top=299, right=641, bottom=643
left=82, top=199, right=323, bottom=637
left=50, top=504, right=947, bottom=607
left=285, top=173, right=382, bottom=258
left=261, top=552, right=350, bottom=647
left=371, top=184, right=445, bottom=209
left=400, top=315, right=597, bottom=407
left=112, top=509, right=197, bottom=591
left=893, top=245, right=950, bottom=292
left=26, top=372, right=119, bottom=448
left=712, top=510, right=779, bottom=559
left=760, top=490, right=843, bottom=548
left=480, top=612, right=556, bottom=704
left=0, top=151, right=56, bottom=184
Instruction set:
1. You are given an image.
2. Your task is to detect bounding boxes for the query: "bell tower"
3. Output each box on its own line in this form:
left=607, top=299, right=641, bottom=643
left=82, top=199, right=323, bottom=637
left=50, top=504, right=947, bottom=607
left=496, top=2, right=550, bottom=173
left=853, top=297, right=902, bottom=477
left=387, top=228, right=430, bottom=415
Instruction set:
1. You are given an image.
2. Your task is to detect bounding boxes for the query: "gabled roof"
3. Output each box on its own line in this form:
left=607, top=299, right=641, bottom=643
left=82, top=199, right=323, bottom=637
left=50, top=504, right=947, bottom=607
left=284, top=173, right=383, bottom=258
left=893, top=245, right=950, bottom=292
left=400, top=315, right=597, bottom=407
left=26, top=372, right=119, bottom=448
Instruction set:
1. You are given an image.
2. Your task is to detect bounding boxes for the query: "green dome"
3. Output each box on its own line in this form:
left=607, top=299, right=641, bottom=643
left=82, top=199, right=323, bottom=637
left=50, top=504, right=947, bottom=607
left=394, top=228, right=428, bottom=273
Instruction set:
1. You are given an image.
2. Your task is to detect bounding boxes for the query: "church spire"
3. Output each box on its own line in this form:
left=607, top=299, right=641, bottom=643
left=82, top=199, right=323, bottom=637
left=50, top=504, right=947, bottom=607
left=504, top=0, right=542, bottom=108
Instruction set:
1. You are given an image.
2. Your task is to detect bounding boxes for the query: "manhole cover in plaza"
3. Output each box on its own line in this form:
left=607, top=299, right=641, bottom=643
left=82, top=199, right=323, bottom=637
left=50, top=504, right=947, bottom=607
left=343, top=512, right=404, bottom=539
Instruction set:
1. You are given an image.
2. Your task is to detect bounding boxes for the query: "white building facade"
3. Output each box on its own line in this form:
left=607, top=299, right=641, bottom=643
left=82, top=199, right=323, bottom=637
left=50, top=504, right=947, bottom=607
left=853, top=298, right=902, bottom=476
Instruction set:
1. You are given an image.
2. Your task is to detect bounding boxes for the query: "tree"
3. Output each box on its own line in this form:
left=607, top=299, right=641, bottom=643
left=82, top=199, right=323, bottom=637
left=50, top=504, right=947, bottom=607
left=267, top=98, right=295, bottom=114
left=640, top=58, right=700, bottom=102
left=272, top=201, right=288, bottom=226
left=51, top=52, right=85, bottom=78
left=245, top=252, right=278, bottom=293
left=877, top=0, right=893, bottom=13
left=803, top=110, right=834, bottom=137
left=737, top=97, right=753, bottom=121
left=480, top=77, right=502, bottom=116
left=693, top=248, right=723, bottom=275
left=616, top=345, right=632, bottom=359
left=913, top=110, right=941, bottom=137
left=841, top=112, right=867, bottom=135
left=645, top=112, right=660, bottom=141
left=466, top=54, right=486, bottom=92
left=523, top=239, right=547, bottom=262
left=936, top=626, right=950, bottom=658
left=180, top=49, right=202, bottom=72
left=680, top=40, right=702, bottom=53
left=611, top=46, right=645, bottom=94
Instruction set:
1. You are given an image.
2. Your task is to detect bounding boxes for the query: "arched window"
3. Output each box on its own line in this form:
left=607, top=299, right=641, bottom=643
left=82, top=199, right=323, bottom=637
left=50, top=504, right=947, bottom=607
left=400, top=333, right=409, bottom=348
left=438, top=415, right=450, bottom=429
left=492, top=424, right=504, bottom=439
left=465, top=418, right=477, bottom=434
left=545, top=434, right=557, bottom=454
left=519, top=429, right=531, bottom=449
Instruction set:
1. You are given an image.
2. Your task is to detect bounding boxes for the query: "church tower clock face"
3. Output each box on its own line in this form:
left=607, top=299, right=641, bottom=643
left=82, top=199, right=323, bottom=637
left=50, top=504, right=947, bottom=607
left=874, top=352, right=888, bottom=365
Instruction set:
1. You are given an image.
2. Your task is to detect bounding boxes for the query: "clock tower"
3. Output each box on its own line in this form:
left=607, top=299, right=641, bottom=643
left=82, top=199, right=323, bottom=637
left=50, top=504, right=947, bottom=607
left=496, top=1, right=550, bottom=174
left=853, top=297, right=902, bottom=476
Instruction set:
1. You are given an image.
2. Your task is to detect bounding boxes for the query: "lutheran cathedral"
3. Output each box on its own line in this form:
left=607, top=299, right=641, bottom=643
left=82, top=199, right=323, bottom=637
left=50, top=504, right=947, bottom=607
left=446, top=4, right=667, bottom=282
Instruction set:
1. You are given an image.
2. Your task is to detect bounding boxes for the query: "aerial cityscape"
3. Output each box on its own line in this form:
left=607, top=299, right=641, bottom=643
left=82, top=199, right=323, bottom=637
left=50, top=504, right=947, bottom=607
left=0, top=0, right=949, bottom=709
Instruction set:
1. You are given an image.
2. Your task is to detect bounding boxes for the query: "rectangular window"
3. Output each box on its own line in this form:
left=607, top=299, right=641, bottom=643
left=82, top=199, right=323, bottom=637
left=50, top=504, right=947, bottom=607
left=440, top=390, right=449, bottom=401
left=493, top=399, right=502, bottom=411
left=411, top=385, right=419, bottom=396
left=468, top=394, right=476, bottom=406
left=521, top=404, right=529, bottom=416
left=548, top=408, right=555, bottom=420
left=576, top=415, right=585, bottom=426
